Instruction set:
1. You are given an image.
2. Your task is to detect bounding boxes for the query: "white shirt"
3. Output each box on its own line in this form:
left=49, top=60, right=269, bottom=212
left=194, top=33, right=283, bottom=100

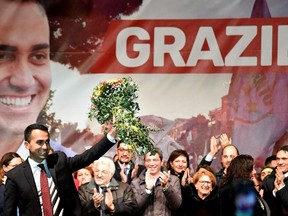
left=27, top=158, right=63, bottom=216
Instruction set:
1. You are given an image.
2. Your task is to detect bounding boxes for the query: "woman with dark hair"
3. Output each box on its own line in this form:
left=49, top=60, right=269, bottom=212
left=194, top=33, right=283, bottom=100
left=166, top=149, right=191, bottom=186
left=166, top=149, right=190, bottom=216
left=220, top=154, right=270, bottom=216
left=0, top=152, right=23, bottom=215
left=183, top=169, right=220, bottom=216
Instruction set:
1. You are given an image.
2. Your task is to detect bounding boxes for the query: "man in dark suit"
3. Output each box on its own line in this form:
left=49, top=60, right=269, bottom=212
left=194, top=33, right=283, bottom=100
left=4, top=123, right=117, bottom=216
left=198, top=134, right=238, bottom=186
left=263, top=145, right=288, bottom=216
left=113, top=140, right=145, bottom=184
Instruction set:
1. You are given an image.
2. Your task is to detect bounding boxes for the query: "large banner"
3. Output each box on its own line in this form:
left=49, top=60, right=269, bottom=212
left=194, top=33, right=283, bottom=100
left=2, top=0, right=288, bottom=171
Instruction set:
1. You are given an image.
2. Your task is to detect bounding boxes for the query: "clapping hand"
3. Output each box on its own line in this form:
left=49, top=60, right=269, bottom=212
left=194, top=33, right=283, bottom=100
left=274, top=167, right=285, bottom=191
left=145, top=170, right=155, bottom=190
left=159, top=170, right=170, bottom=189
left=131, top=164, right=139, bottom=179
left=92, top=188, right=104, bottom=208
left=181, top=168, right=190, bottom=187
left=105, top=189, right=115, bottom=212
left=120, top=165, right=128, bottom=183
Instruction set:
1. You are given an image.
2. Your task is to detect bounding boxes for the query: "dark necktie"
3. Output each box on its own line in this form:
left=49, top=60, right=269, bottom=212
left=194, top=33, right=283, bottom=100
left=124, top=167, right=129, bottom=175
left=38, top=164, right=53, bottom=216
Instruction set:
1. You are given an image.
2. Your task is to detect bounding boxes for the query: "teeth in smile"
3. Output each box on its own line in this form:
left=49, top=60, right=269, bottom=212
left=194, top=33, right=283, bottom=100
left=0, top=96, right=32, bottom=107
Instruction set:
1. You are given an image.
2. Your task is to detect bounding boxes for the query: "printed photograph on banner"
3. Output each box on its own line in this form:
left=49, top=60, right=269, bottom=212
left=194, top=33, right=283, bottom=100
left=2, top=0, right=287, bottom=171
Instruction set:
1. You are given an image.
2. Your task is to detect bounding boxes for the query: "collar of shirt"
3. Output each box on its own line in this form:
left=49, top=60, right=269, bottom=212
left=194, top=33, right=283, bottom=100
left=117, top=161, right=131, bottom=169
left=27, top=158, right=50, bottom=176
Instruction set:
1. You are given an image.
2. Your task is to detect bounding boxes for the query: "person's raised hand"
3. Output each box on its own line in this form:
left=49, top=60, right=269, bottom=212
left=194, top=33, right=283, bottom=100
left=209, top=136, right=221, bottom=156
left=219, top=133, right=231, bottom=148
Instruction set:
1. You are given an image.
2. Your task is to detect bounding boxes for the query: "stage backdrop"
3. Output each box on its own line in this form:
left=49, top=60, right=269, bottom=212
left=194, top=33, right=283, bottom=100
left=16, top=0, right=288, bottom=171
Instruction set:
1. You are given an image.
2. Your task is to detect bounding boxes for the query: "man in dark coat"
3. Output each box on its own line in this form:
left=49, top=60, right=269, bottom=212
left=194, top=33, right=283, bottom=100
left=113, top=140, right=145, bottom=184
left=78, top=156, right=136, bottom=216
left=263, top=145, right=288, bottom=216
left=4, top=123, right=117, bottom=216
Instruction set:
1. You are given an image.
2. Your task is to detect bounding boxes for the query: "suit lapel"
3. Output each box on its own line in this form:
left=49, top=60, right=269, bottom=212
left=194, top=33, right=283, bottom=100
left=46, top=154, right=59, bottom=189
left=22, top=160, right=40, bottom=203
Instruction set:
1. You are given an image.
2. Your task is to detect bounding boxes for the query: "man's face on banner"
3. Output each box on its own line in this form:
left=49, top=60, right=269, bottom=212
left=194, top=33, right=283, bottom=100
left=0, top=1, right=51, bottom=135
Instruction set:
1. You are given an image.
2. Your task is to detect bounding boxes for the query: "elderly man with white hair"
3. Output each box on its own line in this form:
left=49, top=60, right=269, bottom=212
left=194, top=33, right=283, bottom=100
left=78, top=156, right=137, bottom=216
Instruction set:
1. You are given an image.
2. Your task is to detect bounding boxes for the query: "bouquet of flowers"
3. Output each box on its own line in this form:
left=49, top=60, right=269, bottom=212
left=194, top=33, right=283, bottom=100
left=88, top=77, right=155, bottom=155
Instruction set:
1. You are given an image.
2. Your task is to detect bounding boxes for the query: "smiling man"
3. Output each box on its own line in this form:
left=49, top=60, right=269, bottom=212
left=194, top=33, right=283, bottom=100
left=0, top=0, right=50, bottom=155
left=4, top=123, right=117, bottom=216
left=78, top=156, right=137, bottom=216
left=131, top=148, right=182, bottom=216
left=0, top=0, right=75, bottom=158
left=263, top=145, right=288, bottom=216
left=113, top=140, right=145, bottom=184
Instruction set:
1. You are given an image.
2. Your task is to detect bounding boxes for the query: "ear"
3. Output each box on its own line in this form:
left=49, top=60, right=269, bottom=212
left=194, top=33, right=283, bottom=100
left=24, top=141, right=30, bottom=150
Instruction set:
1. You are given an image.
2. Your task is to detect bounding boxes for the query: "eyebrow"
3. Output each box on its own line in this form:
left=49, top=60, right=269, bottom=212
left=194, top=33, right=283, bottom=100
left=0, top=45, right=17, bottom=52
left=32, top=43, right=50, bottom=51
left=0, top=43, right=49, bottom=52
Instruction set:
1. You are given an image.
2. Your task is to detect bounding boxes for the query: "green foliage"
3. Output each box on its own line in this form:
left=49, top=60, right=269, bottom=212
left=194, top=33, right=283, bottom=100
left=88, top=77, right=155, bottom=156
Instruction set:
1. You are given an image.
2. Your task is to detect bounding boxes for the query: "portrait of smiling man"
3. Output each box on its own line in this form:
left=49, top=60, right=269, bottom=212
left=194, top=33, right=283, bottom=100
left=0, top=0, right=73, bottom=158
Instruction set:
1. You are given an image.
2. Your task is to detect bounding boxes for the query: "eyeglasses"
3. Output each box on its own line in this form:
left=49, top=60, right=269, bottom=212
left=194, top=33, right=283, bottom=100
left=198, top=180, right=212, bottom=185
left=117, top=147, right=132, bottom=153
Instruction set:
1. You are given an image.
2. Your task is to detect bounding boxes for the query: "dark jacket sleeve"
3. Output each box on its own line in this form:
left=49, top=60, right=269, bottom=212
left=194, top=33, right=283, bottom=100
left=198, top=154, right=212, bottom=167
left=64, top=136, right=116, bottom=173
left=3, top=177, right=19, bottom=216
left=78, top=184, right=100, bottom=216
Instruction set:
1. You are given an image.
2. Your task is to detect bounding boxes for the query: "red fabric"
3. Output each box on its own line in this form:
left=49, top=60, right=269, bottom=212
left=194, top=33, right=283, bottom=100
left=74, top=178, right=80, bottom=191
left=38, top=164, right=53, bottom=216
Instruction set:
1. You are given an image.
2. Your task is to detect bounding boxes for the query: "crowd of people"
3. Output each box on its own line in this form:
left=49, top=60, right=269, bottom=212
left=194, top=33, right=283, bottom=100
left=1, top=122, right=288, bottom=216
left=0, top=0, right=287, bottom=216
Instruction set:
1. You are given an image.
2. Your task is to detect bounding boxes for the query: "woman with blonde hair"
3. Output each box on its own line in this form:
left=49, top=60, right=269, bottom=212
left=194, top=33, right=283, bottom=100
left=183, top=169, right=220, bottom=216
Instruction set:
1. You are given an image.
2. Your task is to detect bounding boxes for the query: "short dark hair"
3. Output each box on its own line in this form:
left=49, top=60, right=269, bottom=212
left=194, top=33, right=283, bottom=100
left=116, top=140, right=125, bottom=148
left=276, top=145, right=288, bottom=154
left=145, top=148, right=163, bottom=161
left=24, top=123, right=49, bottom=142
left=264, top=155, right=276, bottom=166
left=166, top=149, right=190, bottom=171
